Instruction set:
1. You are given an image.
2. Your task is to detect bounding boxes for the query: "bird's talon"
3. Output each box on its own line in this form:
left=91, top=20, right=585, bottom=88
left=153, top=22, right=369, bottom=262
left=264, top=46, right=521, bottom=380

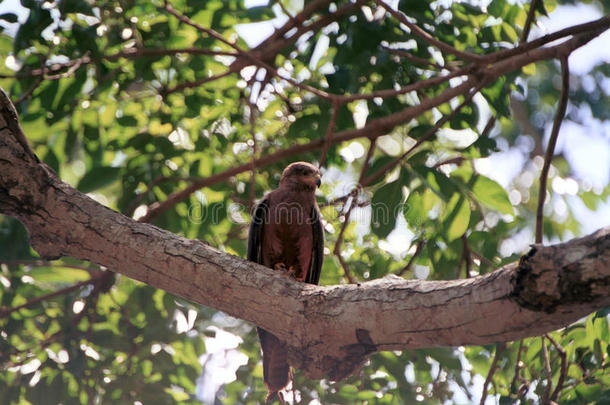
left=274, top=262, right=288, bottom=272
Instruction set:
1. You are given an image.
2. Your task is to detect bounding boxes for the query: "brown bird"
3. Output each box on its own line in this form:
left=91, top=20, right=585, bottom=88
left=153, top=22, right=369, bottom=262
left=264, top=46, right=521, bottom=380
left=247, top=162, right=324, bottom=402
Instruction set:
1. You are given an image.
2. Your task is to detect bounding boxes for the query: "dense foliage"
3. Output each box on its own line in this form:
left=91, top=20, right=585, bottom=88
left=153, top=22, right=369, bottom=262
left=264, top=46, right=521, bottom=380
left=1, top=0, right=609, bottom=403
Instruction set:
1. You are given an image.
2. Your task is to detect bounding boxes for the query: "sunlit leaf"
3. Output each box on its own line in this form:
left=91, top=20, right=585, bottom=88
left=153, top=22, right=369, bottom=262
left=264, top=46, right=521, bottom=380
left=472, top=175, right=514, bottom=215
left=441, top=194, right=470, bottom=241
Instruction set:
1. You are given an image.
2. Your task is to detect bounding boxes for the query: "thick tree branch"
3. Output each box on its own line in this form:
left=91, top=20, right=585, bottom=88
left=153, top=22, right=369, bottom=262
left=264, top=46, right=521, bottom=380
left=1, top=91, right=609, bottom=380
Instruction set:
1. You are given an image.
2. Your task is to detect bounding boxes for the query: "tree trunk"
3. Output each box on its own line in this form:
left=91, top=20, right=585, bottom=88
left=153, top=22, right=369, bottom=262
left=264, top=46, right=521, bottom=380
left=1, top=88, right=609, bottom=380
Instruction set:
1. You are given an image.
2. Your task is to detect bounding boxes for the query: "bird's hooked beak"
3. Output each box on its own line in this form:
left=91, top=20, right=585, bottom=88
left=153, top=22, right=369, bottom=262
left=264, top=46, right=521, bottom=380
left=303, top=173, right=321, bottom=188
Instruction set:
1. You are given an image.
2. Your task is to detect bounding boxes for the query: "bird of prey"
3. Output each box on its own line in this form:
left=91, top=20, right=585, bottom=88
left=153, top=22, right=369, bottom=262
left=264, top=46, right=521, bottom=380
left=247, top=161, right=324, bottom=402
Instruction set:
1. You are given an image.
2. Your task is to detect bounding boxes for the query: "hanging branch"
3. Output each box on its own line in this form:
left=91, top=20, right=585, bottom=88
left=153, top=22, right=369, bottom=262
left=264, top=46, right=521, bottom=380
left=510, top=340, right=525, bottom=396
left=396, top=240, right=425, bottom=277
left=520, top=0, right=541, bottom=44
left=541, top=336, right=554, bottom=404
left=535, top=56, right=570, bottom=243
left=461, top=234, right=473, bottom=278
left=318, top=100, right=341, bottom=167
left=546, top=333, right=568, bottom=402
left=479, top=343, right=507, bottom=405
left=248, top=101, right=258, bottom=210
left=332, top=140, right=377, bottom=283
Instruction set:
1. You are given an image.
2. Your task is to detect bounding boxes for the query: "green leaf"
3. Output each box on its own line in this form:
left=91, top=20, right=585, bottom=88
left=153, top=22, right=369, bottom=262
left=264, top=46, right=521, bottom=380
left=363, top=155, right=394, bottom=184
left=371, top=177, right=405, bottom=239
left=472, top=175, right=514, bottom=215
left=442, top=194, right=470, bottom=241
left=522, top=63, right=536, bottom=76
left=404, top=190, right=426, bottom=228
left=286, top=113, right=320, bottom=140
left=77, top=167, right=121, bottom=193
left=412, top=166, right=457, bottom=201
left=0, top=13, right=18, bottom=23
left=404, top=188, right=439, bottom=229
left=28, top=266, right=90, bottom=283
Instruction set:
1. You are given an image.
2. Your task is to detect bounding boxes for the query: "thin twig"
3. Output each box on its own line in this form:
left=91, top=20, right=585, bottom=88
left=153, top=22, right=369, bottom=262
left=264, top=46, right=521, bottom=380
left=339, top=64, right=473, bottom=103
left=335, top=250, right=355, bottom=284
left=332, top=192, right=361, bottom=284
left=362, top=82, right=484, bottom=187
left=333, top=81, right=479, bottom=280
left=231, top=0, right=365, bottom=72
left=330, top=140, right=377, bottom=283
left=376, top=0, right=484, bottom=63
left=249, top=102, right=258, bottom=209
left=164, top=68, right=237, bottom=94
left=15, top=77, right=43, bottom=104
left=461, top=234, right=472, bottom=278
left=162, top=1, right=240, bottom=52
left=397, top=240, right=425, bottom=276
left=541, top=335, right=553, bottom=404
left=318, top=100, right=340, bottom=167
left=15, top=45, right=55, bottom=103
left=469, top=248, right=496, bottom=268
left=0, top=278, right=99, bottom=318
left=4, top=48, right=236, bottom=81
left=358, top=139, right=377, bottom=184
left=480, top=343, right=506, bottom=405
left=535, top=56, right=569, bottom=243
left=44, top=52, right=90, bottom=80
left=125, top=175, right=193, bottom=217
left=382, top=46, right=451, bottom=71
left=275, top=0, right=296, bottom=21
left=510, top=340, right=525, bottom=395
left=481, top=116, right=497, bottom=138
left=546, top=333, right=567, bottom=402
left=433, top=156, right=465, bottom=169
left=108, top=47, right=237, bottom=59
left=482, top=15, right=610, bottom=64
left=520, top=0, right=540, bottom=44
left=162, top=4, right=336, bottom=100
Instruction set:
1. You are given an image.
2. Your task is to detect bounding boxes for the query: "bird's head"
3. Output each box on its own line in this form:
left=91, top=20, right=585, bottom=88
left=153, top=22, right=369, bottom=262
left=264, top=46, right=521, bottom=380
left=280, top=162, right=322, bottom=191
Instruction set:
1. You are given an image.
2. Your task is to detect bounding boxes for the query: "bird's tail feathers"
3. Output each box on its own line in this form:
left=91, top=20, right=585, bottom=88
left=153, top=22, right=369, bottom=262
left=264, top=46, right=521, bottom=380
left=258, top=327, right=290, bottom=403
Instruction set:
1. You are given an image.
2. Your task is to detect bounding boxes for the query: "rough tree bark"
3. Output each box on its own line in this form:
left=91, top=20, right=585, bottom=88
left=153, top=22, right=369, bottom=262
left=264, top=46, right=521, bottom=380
left=1, top=88, right=609, bottom=380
